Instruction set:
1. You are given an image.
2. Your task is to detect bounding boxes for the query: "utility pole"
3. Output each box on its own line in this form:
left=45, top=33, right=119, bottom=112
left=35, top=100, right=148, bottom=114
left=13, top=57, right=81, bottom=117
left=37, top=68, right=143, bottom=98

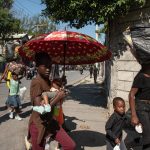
left=95, top=25, right=99, bottom=41
left=95, top=25, right=99, bottom=68
left=95, top=25, right=105, bottom=82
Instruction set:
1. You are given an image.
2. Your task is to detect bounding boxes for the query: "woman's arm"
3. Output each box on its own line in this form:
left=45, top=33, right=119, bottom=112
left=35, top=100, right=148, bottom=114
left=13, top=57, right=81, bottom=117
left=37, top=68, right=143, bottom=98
left=129, top=88, right=139, bottom=125
left=0, top=64, right=8, bottom=82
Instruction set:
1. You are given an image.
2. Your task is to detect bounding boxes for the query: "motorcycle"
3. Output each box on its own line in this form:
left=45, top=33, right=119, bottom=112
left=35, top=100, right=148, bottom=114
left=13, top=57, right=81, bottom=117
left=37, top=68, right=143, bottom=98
left=26, top=68, right=33, bottom=80
left=80, top=69, right=83, bottom=75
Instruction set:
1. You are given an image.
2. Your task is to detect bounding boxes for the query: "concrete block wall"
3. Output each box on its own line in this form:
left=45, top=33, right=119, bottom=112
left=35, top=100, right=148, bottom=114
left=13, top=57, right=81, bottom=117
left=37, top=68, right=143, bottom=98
left=116, top=51, right=141, bottom=100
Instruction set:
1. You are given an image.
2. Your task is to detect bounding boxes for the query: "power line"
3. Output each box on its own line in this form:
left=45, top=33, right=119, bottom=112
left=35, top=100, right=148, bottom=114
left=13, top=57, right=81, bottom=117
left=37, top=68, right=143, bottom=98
left=16, top=0, right=33, bottom=15
left=26, top=0, right=41, bottom=5
left=13, top=2, right=30, bottom=17
left=15, top=3, right=30, bottom=15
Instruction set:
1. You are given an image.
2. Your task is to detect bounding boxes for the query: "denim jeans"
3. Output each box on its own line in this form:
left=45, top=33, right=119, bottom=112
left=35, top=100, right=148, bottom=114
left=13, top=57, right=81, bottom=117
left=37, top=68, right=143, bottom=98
left=7, top=95, right=21, bottom=108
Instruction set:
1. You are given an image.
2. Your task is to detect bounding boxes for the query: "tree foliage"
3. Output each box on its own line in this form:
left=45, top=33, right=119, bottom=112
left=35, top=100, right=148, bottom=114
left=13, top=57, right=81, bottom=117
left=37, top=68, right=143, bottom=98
left=41, top=0, right=145, bottom=28
left=0, top=0, right=13, bottom=9
left=0, top=0, right=21, bottom=39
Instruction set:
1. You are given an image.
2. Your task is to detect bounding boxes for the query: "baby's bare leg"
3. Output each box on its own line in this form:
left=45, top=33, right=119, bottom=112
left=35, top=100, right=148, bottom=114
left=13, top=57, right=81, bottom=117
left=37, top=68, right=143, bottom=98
left=42, top=95, right=49, bottom=105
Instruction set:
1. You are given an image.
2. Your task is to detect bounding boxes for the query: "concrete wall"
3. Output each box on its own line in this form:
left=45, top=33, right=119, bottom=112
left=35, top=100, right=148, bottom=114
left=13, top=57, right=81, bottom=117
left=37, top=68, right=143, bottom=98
left=116, top=50, right=141, bottom=100
left=107, top=1, right=150, bottom=112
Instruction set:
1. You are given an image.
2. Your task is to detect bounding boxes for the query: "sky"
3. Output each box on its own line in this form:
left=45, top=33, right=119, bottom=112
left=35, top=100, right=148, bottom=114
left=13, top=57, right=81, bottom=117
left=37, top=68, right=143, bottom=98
left=12, top=0, right=104, bottom=42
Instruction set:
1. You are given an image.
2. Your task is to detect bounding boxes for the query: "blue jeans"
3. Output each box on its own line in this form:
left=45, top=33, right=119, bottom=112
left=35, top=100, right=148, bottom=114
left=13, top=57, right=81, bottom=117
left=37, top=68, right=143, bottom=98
left=7, top=95, right=21, bottom=108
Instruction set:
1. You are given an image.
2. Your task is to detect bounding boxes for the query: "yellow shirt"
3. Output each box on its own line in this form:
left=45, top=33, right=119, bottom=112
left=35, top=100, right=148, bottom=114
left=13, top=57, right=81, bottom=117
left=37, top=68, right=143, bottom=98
left=6, top=71, right=12, bottom=88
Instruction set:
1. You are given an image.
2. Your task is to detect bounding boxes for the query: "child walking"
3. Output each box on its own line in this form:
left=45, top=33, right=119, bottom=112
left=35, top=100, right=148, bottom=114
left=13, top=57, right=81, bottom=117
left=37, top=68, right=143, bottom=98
left=105, top=97, right=127, bottom=150
left=7, top=72, right=22, bottom=121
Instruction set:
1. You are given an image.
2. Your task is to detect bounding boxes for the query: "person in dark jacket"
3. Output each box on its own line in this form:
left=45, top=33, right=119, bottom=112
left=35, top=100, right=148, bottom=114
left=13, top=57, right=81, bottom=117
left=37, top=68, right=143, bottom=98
left=105, top=97, right=127, bottom=150
left=93, top=65, right=98, bottom=83
left=129, top=63, right=150, bottom=150
left=89, top=66, right=93, bottom=78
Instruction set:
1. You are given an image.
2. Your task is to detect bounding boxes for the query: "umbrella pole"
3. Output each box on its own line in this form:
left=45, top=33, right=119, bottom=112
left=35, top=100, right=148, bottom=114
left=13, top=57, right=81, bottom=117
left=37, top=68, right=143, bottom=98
left=63, top=41, right=67, bottom=76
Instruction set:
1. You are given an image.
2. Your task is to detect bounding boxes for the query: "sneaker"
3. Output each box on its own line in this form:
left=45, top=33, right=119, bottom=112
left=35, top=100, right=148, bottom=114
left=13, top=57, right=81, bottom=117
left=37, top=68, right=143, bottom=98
left=15, top=115, right=22, bottom=121
left=25, top=136, right=32, bottom=150
left=9, top=112, right=14, bottom=119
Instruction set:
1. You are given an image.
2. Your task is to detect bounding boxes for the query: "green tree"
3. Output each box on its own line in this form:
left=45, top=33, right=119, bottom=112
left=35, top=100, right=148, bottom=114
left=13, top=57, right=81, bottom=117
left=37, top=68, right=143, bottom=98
left=0, top=0, right=21, bottom=40
left=41, top=0, right=145, bottom=28
left=0, top=0, right=13, bottom=9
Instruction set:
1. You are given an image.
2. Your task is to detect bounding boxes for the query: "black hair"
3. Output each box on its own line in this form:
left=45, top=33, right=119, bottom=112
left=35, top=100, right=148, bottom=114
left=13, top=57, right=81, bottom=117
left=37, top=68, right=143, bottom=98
left=52, top=78, right=62, bottom=87
left=141, top=63, right=150, bottom=74
left=113, top=97, right=125, bottom=107
left=11, top=71, right=17, bottom=76
left=34, top=52, right=51, bottom=67
left=6, top=57, right=17, bottom=62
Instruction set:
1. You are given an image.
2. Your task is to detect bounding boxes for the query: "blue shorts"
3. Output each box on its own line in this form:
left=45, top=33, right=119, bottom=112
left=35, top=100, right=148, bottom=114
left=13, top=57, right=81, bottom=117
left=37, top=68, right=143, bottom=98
left=7, top=95, right=21, bottom=108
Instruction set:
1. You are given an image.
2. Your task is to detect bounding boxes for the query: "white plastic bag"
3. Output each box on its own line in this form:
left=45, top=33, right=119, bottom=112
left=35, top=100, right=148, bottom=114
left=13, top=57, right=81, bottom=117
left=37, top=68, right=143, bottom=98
left=19, top=86, right=27, bottom=100
left=113, top=144, right=120, bottom=150
left=135, top=124, right=143, bottom=133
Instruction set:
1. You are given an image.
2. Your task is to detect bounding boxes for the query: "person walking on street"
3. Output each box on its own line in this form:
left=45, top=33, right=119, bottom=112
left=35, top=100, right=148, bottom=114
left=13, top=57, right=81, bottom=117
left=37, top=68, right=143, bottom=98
left=7, top=72, right=22, bottom=120
left=129, top=63, right=150, bottom=150
left=79, top=66, right=83, bottom=75
left=105, top=97, right=127, bottom=150
left=93, top=65, right=98, bottom=83
left=61, top=74, right=67, bottom=87
left=89, top=66, right=93, bottom=78
left=27, top=52, right=76, bottom=150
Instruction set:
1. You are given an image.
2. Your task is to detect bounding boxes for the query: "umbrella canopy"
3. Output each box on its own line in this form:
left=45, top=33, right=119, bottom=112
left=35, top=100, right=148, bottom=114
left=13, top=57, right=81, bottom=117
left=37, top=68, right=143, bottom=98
left=18, top=31, right=111, bottom=65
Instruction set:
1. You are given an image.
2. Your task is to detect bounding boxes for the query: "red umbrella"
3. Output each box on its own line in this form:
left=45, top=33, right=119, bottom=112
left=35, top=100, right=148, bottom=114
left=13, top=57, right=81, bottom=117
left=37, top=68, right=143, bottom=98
left=18, top=30, right=111, bottom=66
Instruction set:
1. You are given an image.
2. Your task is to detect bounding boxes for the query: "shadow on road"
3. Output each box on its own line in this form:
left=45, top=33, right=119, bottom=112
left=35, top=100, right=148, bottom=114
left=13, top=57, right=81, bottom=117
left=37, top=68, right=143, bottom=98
left=69, top=130, right=106, bottom=149
left=21, top=109, right=32, bottom=118
left=0, top=109, right=32, bottom=124
left=0, top=105, right=7, bottom=111
left=21, top=101, right=31, bottom=109
left=0, top=113, right=9, bottom=124
left=64, top=116, right=78, bottom=131
left=67, top=83, right=107, bottom=108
